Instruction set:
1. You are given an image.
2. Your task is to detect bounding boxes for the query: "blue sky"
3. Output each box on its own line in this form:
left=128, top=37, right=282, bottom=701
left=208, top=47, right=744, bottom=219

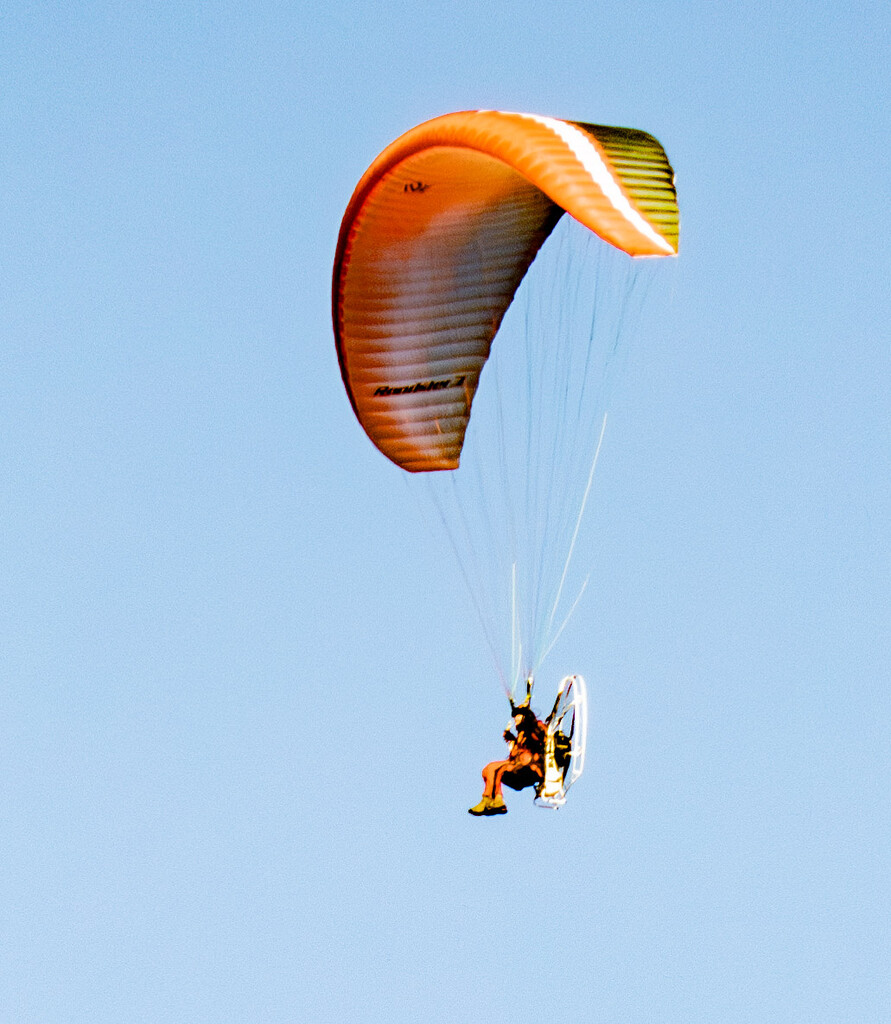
left=2, top=2, right=889, bottom=1021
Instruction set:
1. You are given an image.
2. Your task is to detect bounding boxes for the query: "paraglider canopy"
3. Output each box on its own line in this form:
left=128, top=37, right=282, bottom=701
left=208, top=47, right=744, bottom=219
left=332, top=109, right=678, bottom=472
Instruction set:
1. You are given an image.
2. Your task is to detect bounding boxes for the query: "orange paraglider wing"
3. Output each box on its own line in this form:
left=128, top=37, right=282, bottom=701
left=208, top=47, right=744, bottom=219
left=332, top=110, right=678, bottom=472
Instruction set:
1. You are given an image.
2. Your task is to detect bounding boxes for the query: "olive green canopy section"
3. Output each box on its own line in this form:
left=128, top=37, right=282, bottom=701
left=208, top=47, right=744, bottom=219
left=574, top=122, right=679, bottom=252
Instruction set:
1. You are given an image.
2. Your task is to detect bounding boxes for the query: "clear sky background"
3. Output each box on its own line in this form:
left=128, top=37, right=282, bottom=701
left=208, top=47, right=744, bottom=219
left=2, top=2, right=889, bottom=1022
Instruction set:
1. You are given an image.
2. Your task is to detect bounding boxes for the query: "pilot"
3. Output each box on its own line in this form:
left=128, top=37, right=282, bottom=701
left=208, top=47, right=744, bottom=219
left=468, top=703, right=546, bottom=816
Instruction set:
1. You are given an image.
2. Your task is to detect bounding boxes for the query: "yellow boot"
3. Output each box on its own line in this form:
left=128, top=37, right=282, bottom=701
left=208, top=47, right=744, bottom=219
left=468, top=795, right=508, bottom=816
